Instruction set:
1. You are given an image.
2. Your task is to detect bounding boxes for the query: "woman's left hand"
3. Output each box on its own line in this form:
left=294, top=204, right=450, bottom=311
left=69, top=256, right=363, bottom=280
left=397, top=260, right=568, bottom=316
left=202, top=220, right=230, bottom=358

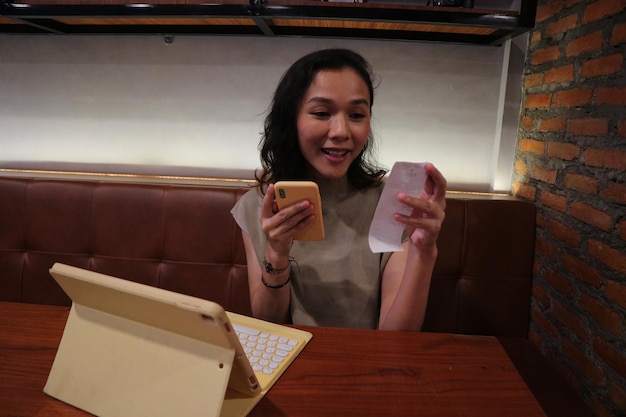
left=393, top=163, right=447, bottom=250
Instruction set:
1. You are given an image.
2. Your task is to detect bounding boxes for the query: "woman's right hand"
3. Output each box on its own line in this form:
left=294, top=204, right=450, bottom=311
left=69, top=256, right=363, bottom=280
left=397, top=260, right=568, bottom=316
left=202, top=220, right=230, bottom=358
left=259, top=183, right=316, bottom=256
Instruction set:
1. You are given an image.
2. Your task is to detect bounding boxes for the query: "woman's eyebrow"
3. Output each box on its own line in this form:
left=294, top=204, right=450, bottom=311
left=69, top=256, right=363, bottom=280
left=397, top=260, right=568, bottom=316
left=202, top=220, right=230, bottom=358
left=305, top=97, right=333, bottom=105
left=305, top=97, right=370, bottom=106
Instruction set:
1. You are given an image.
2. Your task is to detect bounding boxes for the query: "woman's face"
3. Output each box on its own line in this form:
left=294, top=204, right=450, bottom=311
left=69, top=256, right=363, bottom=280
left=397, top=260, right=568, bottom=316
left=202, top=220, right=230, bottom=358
left=296, top=68, right=371, bottom=181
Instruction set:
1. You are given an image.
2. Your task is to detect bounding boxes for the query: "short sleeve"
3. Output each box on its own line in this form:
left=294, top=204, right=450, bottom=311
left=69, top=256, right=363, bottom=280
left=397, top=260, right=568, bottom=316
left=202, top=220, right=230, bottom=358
left=231, top=187, right=262, bottom=236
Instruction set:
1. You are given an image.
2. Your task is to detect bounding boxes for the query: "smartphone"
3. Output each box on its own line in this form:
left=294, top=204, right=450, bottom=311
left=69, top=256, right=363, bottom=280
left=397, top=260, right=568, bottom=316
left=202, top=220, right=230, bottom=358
left=274, top=181, right=325, bottom=241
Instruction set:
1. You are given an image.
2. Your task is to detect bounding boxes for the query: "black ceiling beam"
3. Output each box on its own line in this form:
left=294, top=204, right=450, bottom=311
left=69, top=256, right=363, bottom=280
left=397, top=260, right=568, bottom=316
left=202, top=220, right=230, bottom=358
left=0, top=3, right=253, bottom=18
left=0, top=1, right=536, bottom=45
left=0, top=2, right=534, bottom=30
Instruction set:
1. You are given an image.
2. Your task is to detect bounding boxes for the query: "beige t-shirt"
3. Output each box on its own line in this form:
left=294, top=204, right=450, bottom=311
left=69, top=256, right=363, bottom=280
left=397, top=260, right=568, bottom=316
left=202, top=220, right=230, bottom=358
left=231, top=177, right=392, bottom=329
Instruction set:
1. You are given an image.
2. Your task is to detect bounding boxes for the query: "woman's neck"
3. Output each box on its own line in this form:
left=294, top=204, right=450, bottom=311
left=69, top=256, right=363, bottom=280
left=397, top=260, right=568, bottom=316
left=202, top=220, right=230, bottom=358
left=315, top=176, right=353, bottom=208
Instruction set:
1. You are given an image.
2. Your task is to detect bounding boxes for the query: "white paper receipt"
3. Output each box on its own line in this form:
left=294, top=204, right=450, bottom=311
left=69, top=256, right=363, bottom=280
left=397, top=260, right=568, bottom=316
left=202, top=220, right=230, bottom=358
left=368, top=162, right=427, bottom=253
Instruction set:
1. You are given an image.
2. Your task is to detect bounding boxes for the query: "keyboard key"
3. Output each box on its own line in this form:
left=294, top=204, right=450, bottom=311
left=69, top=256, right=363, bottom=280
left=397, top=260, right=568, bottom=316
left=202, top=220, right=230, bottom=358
left=233, top=324, right=261, bottom=336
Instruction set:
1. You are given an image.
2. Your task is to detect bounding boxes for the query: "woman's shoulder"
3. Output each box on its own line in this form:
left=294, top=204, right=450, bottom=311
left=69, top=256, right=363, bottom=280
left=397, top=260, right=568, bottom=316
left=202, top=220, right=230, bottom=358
left=231, top=186, right=263, bottom=233
left=238, top=186, right=263, bottom=204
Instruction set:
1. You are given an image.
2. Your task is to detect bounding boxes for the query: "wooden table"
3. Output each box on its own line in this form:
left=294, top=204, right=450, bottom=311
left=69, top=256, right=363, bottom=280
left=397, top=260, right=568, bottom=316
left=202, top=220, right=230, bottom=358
left=0, top=302, right=589, bottom=417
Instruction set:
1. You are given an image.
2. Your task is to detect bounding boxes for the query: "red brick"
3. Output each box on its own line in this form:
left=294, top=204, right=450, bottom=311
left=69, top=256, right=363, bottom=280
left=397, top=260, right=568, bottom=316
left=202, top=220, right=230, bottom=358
left=547, top=13, right=578, bottom=36
left=513, top=181, right=536, bottom=201
left=595, top=87, right=626, bottom=105
left=532, top=46, right=561, bottom=65
left=583, top=0, right=626, bottom=23
left=619, top=120, right=626, bottom=137
left=564, top=172, right=599, bottom=194
left=581, top=54, right=624, bottom=78
left=568, top=118, right=609, bottom=136
left=540, top=190, right=568, bottom=212
left=546, top=267, right=577, bottom=297
left=566, top=31, right=604, bottom=57
left=611, top=22, right=626, bottom=46
left=562, top=338, right=605, bottom=385
left=524, top=73, right=544, bottom=88
left=530, top=31, right=542, bottom=45
left=536, top=237, right=560, bottom=260
left=549, top=219, right=581, bottom=247
left=519, top=138, right=546, bottom=154
left=580, top=293, right=624, bottom=336
left=536, top=0, right=564, bottom=23
left=587, top=397, right=615, bottom=417
left=531, top=165, right=558, bottom=184
left=545, top=65, right=575, bottom=84
left=603, top=181, right=626, bottom=205
left=525, top=93, right=552, bottom=108
left=522, top=116, right=535, bottom=130
left=593, top=336, right=626, bottom=379
left=608, top=383, right=626, bottom=416
left=619, top=219, right=626, bottom=240
left=528, top=329, right=541, bottom=350
left=584, top=148, right=626, bottom=170
left=539, top=117, right=566, bottom=132
left=530, top=306, right=559, bottom=339
left=536, top=211, right=547, bottom=229
left=554, top=88, right=593, bottom=107
left=588, top=239, right=626, bottom=274
left=514, top=160, right=527, bottom=175
left=532, top=281, right=552, bottom=308
left=553, top=300, right=591, bottom=341
left=605, top=279, right=626, bottom=310
left=570, top=202, right=613, bottom=230
left=550, top=353, right=583, bottom=396
left=562, top=254, right=603, bottom=288
left=547, top=142, right=580, bottom=160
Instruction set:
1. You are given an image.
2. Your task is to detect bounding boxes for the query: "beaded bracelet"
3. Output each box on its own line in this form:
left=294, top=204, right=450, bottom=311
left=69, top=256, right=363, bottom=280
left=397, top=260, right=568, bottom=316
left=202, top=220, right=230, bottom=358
left=262, top=258, right=290, bottom=275
left=261, top=271, right=291, bottom=289
left=261, top=257, right=297, bottom=289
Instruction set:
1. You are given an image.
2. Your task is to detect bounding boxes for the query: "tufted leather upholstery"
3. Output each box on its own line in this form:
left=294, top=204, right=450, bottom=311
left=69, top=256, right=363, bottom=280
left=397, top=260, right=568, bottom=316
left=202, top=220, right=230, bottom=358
left=0, top=177, right=535, bottom=336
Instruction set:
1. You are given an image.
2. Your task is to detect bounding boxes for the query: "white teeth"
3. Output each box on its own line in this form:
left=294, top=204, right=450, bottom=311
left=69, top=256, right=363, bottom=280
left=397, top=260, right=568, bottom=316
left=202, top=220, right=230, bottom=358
left=323, top=149, right=347, bottom=157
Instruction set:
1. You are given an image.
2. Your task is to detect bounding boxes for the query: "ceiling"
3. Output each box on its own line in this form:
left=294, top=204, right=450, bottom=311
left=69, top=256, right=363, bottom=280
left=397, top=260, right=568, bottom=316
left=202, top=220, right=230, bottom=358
left=0, top=0, right=538, bottom=46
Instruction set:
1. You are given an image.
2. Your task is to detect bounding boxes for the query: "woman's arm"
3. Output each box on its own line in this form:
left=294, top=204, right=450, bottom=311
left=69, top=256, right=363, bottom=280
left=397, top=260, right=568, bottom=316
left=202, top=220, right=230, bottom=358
left=243, top=231, right=291, bottom=323
left=379, top=242, right=437, bottom=330
left=378, top=163, right=447, bottom=331
left=244, top=183, right=318, bottom=323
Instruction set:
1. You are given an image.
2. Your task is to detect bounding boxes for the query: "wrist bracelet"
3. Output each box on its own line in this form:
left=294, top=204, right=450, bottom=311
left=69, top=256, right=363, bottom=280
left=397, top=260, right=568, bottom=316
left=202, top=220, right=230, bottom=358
left=261, top=271, right=291, bottom=289
left=261, top=257, right=298, bottom=289
left=263, top=258, right=290, bottom=275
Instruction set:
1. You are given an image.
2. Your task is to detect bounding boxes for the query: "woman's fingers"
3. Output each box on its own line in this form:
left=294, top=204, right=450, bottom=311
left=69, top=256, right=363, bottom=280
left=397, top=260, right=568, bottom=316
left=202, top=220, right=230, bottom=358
left=260, top=184, right=316, bottom=240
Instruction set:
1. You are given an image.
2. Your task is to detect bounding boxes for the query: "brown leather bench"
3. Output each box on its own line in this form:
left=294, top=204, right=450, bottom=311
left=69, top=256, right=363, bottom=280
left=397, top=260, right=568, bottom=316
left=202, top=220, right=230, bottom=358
left=0, top=176, right=535, bottom=337
left=2, top=175, right=596, bottom=417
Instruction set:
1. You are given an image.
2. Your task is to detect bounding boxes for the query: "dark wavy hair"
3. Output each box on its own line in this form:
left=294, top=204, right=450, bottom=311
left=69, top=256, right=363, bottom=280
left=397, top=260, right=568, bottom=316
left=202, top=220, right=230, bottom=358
left=256, top=48, right=387, bottom=191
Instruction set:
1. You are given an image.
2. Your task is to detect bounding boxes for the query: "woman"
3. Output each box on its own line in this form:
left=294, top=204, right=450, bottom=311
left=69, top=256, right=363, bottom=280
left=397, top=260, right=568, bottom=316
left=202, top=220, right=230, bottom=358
left=232, top=48, right=446, bottom=331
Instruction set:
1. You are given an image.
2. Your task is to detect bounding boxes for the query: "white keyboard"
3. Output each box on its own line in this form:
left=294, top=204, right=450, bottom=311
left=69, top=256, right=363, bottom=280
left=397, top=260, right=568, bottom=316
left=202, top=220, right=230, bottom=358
left=226, top=311, right=312, bottom=391
left=233, top=323, right=300, bottom=376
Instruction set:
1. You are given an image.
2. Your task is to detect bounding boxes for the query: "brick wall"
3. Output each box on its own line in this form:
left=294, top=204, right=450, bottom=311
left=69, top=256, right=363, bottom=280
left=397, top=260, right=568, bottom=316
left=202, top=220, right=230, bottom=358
left=512, top=1, right=626, bottom=416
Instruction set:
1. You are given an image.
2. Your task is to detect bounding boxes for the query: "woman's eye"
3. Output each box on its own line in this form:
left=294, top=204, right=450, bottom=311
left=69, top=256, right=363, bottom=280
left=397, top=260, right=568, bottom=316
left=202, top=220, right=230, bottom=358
left=350, top=112, right=367, bottom=120
left=312, top=111, right=330, bottom=118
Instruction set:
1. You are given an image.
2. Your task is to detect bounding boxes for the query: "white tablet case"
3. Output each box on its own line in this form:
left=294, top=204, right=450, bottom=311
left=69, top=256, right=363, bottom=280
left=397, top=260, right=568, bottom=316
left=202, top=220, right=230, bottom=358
left=44, top=263, right=310, bottom=417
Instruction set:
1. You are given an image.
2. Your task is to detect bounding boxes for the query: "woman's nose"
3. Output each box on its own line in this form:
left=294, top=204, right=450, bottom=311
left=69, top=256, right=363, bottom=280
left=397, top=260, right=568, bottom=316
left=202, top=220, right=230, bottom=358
left=329, top=115, right=350, bottom=140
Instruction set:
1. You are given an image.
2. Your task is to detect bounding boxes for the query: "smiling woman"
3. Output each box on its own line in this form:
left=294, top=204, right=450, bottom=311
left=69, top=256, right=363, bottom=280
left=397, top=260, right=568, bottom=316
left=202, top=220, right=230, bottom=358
left=231, top=48, right=447, bottom=332
left=296, top=68, right=371, bottom=181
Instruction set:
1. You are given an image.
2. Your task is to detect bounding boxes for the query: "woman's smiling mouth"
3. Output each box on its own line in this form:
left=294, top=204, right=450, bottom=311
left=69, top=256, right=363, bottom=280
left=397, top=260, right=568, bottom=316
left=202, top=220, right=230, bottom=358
left=322, top=148, right=350, bottom=160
